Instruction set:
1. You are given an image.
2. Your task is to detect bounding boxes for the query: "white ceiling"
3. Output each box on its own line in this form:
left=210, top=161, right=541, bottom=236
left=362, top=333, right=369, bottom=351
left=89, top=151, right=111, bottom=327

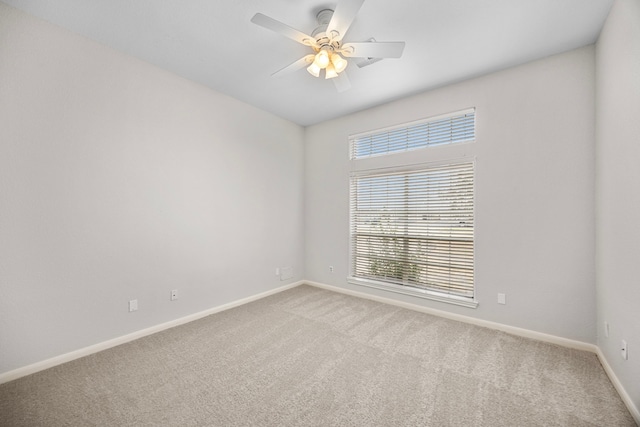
left=2, top=0, right=613, bottom=126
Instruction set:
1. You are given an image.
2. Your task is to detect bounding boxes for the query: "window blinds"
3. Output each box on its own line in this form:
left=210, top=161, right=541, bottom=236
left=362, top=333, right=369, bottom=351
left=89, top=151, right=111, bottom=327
left=350, top=109, right=475, bottom=159
left=350, top=162, right=474, bottom=298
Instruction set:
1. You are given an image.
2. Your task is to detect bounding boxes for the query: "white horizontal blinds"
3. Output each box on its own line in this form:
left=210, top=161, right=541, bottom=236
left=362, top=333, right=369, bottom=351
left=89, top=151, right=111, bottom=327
left=351, top=109, right=475, bottom=159
left=350, top=162, right=474, bottom=297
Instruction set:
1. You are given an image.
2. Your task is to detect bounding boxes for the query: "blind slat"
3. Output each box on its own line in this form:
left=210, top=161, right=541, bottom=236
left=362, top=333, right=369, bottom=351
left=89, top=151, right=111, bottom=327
left=351, top=110, right=476, bottom=159
left=350, top=160, right=474, bottom=299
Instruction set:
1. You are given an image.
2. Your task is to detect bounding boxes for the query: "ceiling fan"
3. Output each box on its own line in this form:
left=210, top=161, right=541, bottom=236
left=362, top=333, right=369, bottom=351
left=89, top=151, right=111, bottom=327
left=251, top=0, right=405, bottom=92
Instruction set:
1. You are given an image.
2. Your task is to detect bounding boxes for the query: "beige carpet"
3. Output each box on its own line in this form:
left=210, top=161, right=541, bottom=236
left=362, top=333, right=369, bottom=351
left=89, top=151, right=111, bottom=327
left=0, top=285, right=635, bottom=426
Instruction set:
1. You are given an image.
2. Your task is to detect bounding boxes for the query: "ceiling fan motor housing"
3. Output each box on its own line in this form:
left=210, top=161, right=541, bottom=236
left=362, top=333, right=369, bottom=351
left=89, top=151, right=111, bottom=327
left=311, top=9, right=340, bottom=52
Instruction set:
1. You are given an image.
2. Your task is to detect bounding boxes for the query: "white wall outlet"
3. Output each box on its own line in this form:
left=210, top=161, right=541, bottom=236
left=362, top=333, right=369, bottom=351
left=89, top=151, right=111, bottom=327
left=329, top=265, right=334, bottom=273
left=497, top=293, right=506, bottom=305
left=621, top=340, right=628, bottom=360
left=604, top=321, right=610, bottom=338
left=129, top=299, right=138, bottom=312
left=170, top=289, right=178, bottom=301
left=275, top=267, right=280, bottom=276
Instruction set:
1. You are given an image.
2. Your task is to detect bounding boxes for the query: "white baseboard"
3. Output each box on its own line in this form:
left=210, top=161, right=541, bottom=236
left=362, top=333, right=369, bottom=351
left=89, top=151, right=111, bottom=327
left=0, top=281, right=303, bottom=385
left=305, top=280, right=640, bottom=424
left=596, top=347, right=640, bottom=425
left=304, top=280, right=596, bottom=352
left=3, top=278, right=638, bottom=425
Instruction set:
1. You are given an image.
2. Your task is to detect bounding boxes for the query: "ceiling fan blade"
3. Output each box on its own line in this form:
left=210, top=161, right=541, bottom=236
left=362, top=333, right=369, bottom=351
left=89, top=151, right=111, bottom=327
left=272, top=55, right=315, bottom=77
left=251, top=13, right=317, bottom=47
left=341, top=41, right=406, bottom=58
left=333, top=71, right=352, bottom=93
left=326, top=0, right=366, bottom=42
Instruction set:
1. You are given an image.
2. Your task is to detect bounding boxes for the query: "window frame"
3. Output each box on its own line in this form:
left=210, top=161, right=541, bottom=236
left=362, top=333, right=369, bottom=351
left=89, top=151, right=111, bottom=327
left=350, top=108, right=476, bottom=160
left=348, top=109, right=477, bottom=308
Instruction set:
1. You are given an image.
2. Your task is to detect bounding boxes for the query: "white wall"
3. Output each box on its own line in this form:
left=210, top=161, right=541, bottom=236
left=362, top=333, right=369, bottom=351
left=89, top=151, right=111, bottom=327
left=596, top=0, right=640, bottom=412
left=305, top=46, right=596, bottom=343
left=0, top=4, right=304, bottom=375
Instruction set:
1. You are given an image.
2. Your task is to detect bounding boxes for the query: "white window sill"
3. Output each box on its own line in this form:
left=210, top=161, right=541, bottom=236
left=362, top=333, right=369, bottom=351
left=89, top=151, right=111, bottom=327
left=347, top=277, right=479, bottom=309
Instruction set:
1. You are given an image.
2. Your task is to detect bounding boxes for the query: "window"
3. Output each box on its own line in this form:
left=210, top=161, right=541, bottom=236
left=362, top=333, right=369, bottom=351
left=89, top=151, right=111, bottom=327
left=351, top=109, right=475, bottom=159
left=348, top=109, right=476, bottom=307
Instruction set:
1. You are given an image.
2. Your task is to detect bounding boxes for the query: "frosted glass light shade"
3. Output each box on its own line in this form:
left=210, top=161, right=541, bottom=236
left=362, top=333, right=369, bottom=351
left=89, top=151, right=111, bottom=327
left=313, top=50, right=330, bottom=69
left=325, top=64, right=338, bottom=79
left=331, top=53, right=348, bottom=73
left=307, top=62, right=321, bottom=77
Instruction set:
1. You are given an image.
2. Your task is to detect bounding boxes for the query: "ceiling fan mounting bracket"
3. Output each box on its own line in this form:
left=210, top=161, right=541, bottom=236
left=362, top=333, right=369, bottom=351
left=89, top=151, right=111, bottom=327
left=316, top=9, right=334, bottom=26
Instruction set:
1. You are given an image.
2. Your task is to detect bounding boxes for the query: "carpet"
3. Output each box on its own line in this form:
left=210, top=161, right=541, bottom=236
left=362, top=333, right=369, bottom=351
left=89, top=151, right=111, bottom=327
left=0, top=284, right=635, bottom=426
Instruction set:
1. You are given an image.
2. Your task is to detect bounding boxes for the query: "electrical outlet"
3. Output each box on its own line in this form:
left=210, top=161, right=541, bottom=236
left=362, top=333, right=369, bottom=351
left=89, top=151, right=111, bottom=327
left=129, top=299, right=138, bottom=312
left=275, top=267, right=280, bottom=276
left=497, top=293, right=506, bottom=305
left=604, top=321, right=610, bottom=338
left=621, top=340, right=628, bottom=360
left=170, top=289, right=178, bottom=301
left=329, top=265, right=334, bottom=273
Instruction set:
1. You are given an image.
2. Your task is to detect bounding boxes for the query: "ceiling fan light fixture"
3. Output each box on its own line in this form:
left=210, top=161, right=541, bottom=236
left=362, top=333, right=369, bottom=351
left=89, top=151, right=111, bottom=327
left=251, top=0, right=406, bottom=91
left=313, top=50, right=330, bottom=69
left=325, top=64, right=338, bottom=79
left=307, top=62, right=321, bottom=77
left=331, top=53, right=348, bottom=73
